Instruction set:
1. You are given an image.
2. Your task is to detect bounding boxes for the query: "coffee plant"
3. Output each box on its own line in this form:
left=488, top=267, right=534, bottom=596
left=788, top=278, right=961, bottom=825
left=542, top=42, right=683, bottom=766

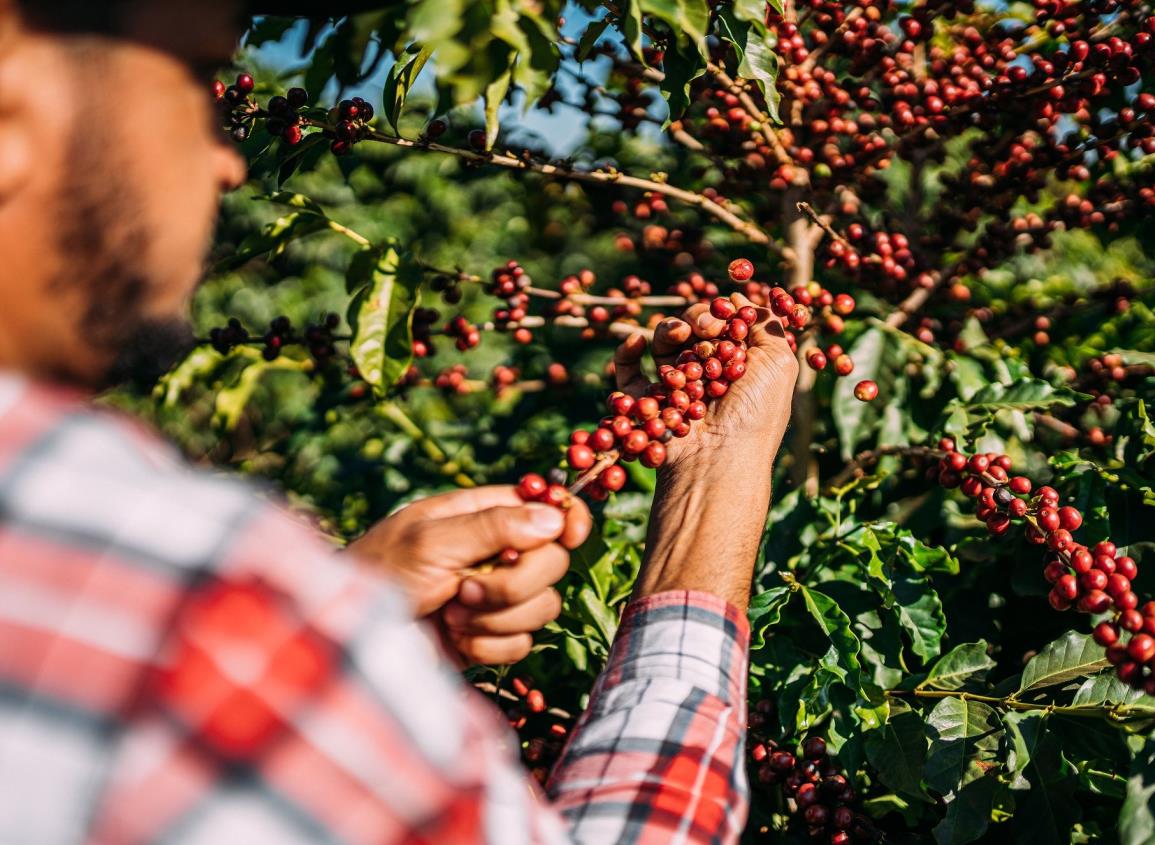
left=117, top=0, right=1155, bottom=841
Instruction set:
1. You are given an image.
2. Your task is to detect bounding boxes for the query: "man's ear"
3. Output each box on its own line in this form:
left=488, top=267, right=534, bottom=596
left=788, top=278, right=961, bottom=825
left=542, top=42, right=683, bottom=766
left=0, top=6, right=34, bottom=204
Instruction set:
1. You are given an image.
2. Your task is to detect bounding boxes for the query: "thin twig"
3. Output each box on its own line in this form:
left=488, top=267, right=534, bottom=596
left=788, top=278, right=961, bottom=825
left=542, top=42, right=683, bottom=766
left=796, top=202, right=852, bottom=249
left=338, top=124, right=777, bottom=250
left=708, top=62, right=796, bottom=170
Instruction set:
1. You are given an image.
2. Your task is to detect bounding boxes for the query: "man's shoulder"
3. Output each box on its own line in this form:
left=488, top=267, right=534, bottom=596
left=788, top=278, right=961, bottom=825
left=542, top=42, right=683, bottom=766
left=0, top=376, right=306, bottom=573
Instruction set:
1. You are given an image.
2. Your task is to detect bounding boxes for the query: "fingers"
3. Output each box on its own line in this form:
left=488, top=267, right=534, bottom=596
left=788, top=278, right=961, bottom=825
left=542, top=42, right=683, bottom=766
left=442, top=588, right=562, bottom=635
left=446, top=632, right=533, bottom=666
left=729, top=292, right=783, bottom=350
left=388, top=485, right=525, bottom=525
left=417, top=503, right=566, bottom=568
left=613, top=332, right=649, bottom=396
left=456, top=542, right=569, bottom=610
left=560, top=496, right=592, bottom=550
left=652, top=316, right=695, bottom=362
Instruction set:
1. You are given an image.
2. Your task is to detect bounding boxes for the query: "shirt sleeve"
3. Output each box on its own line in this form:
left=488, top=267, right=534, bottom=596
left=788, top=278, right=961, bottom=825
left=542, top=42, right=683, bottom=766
left=547, top=591, right=752, bottom=844
left=89, top=503, right=749, bottom=845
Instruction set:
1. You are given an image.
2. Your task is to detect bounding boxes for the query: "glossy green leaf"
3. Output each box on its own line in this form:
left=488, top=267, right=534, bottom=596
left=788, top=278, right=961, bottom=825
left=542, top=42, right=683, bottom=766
left=1017, top=631, right=1108, bottom=694
left=484, top=68, right=513, bottom=150
left=1122, top=733, right=1155, bottom=845
left=931, top=773, right=999, bottom=845
left=864, top=709, right=930, bottom=799
left=381, top=45, right=433, bottom=135
left=348, top=247, right=422, bottom=394
left=748, top=585, right=792, bottom=650
left=1072, top=671, right=1153, bottom=707
left=923, top=642, right=996, bottom=691
left=801, top=586, right=861, bottom=683
left=924, top=696, right=1002, bottom=796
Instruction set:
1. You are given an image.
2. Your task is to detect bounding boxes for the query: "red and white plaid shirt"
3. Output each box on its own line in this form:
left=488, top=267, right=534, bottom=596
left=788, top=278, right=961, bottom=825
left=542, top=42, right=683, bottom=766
left=0, top=374, right=750, bottom=844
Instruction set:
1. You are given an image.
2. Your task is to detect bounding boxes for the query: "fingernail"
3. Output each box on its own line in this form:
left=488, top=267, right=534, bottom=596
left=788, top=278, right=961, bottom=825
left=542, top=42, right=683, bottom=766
left=526, top=503, right=565, bottom=537
left=697, top=313, right=715, bottom=330
left=458, top=578, right=485, bottom=606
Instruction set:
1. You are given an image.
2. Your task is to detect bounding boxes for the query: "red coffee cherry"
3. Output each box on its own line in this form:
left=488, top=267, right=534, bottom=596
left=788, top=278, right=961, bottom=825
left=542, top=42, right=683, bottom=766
left=807, top=350, right=828, bottom=370
left=517, top=473, right=548, bottom=501
left=600, top=465, right=627, bottom=492
left=1055, top=574, right=1079, bottom=601
left=1009, top=476, right=1032, bottom=494
left=968, top=455, right=990, bottom=474
left=1129, top=634, right=1155, bottom=663
left=710, top=297, right=737, bottom=320
left=622, top=429, right=648, bottom=454
left=737, top=305, right=759, bottom=325
left=641, top=441, right=667, bottom=469
left=854, top=380, right=879, bottom=402
left=1070, top=548, right=1094, bottom=574
left=567, top=444, right=595, bottom=470
left=1117, top=556, right=1138, bottom=579
left=591, top=428, right=616, bottom=452
left=1037, top=508, right=1061, bottom=532
left=802, top=736, right=827, bottom=759
left=1048, top=529, right=1073, bottom=552
left=1094, top=622, right=1120, bottom=646
left=728, top=258, right=755, bottom=281
left=833, top=293, right=855, bottom=315
left=1058, top=506, right=1083, bottom=531
left=1078, top=590, right=1112, bottom=614
left=833, top=354, right=855, bottom=376
left=1121, top=610, right=1144, bottom=632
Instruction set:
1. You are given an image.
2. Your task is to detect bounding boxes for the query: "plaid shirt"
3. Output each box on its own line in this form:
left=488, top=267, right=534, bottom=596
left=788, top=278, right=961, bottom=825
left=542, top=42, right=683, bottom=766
left=0, top=374, right=750, bottom=844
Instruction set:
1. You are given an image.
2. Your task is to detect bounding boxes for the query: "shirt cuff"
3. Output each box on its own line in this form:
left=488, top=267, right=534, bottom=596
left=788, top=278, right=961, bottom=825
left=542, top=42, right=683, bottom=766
left=598, top=590, right=750, bottom=706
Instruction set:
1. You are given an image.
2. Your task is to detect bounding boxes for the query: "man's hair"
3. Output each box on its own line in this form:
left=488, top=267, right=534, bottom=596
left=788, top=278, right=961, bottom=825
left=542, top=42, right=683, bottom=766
left=15, top=1, right=129, bottom=34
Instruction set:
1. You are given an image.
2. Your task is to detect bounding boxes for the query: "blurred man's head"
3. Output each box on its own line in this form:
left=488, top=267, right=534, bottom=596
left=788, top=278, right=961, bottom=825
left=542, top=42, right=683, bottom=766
left=0, top=0, right=248, bottom=388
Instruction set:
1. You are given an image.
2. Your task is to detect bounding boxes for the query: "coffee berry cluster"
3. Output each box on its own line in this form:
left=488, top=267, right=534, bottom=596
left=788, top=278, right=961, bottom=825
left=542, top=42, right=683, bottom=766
left=205, top=314, right=342, bottom=364
left=748, top=725, right=878, bottom=844
left=564, top=291, right=758, bottom=499
left=497, top=674, right=571, bottom=786
left=933, top=437, right=1150, bottom=689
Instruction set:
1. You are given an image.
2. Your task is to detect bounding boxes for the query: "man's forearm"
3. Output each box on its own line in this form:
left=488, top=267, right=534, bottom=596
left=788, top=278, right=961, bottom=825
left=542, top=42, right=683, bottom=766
left=634, top=447, right=776, bottom=611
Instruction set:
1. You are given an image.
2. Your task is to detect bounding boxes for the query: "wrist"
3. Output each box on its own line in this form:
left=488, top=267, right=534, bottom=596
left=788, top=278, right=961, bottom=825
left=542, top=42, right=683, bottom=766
left=636, top=453, right=774, bottom=611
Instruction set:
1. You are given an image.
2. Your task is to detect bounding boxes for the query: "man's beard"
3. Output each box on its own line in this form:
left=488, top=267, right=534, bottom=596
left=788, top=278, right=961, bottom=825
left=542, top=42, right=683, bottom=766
left=54, top=108, right=200, bottom=392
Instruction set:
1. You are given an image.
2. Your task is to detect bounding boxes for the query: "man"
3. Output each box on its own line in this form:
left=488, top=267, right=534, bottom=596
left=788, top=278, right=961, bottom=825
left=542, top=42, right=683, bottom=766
left=0, top=1, right=798, bottom=842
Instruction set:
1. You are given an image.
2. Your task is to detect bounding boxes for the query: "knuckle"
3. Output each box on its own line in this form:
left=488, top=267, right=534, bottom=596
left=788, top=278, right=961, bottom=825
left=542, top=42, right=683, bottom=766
left=543, top=588, right=562, bottom=621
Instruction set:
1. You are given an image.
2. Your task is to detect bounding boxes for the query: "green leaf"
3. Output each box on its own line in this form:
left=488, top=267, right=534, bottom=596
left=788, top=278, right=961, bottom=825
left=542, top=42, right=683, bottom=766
left=858, top=527, right=946, bottom=662
left=864, top=709, right=930, bottom=800
left=801, top=586, right=861, bottom=683
left=1004, top=711, right=1079, bottom=844
left=736, top=26, right=780, bottom=123
left=620, top=1, right=644, bottom=62
left=1072, top=671, right=1153, bottom=707
left=217, top=209, right=329, bottom=271
left=1018, top=631, right=1108, bottom=694
left=483, top=68, right=513, bottom=150
left=924, top=696, right=1002, bottom=796
left=833, top=327, right=902, bottom=460
left=924, top=642, right=996, bottom=691
left=748, top=585, right=792, bottom=650
left=1122, top=733, right=1155, bottom=845
left=348, top=247, right=423, bottom=394
left=959, top=378, right=1085, bottom=414
left=577, top=17, right=612, bottom=61
left=642, top=0, right=709, bottom=50
left=213, top=357, right=311, bottom=430
left=932, top=774, right=999, bottom=845
left=381, top=44, right=433, bottom=135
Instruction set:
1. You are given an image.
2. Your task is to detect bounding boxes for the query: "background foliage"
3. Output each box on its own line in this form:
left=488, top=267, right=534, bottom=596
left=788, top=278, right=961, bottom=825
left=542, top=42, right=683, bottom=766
left=110, top=1, right=1155, bottom=841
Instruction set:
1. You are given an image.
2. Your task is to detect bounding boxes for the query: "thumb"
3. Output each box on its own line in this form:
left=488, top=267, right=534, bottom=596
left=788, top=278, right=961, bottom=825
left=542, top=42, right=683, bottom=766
left=730, top=292, right=781, bottom=350
left=419, top=503, right=566, bottom=569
